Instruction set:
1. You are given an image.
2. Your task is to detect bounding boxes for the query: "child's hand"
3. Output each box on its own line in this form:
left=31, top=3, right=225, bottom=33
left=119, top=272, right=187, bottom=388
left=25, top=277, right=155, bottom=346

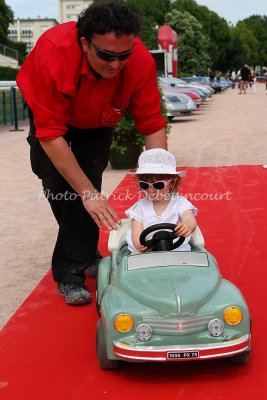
left=136, top=244, right=150, bottom=253
left=175, top=223, right=193, bottom=237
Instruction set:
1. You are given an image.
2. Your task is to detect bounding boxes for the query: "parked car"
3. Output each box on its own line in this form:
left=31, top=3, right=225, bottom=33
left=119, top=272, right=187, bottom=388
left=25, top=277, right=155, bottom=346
left=217, top=77, right=232, bottom=90
left=182, top=76, right=225, bottom=93
left=159, top=84, right=203, bottom=108
left=96, top=220, right=251, bottom=369
left=162, top=91, right=196, bottom=120
left=160, top=76, right=214, bottom=98
left=159, top=77, right=208, bottom=102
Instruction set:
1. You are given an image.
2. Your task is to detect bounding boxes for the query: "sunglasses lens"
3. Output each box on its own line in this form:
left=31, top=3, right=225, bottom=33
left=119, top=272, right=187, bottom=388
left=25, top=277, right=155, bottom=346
left=138, top=181, right=149, bottom=190
left=153, top=181, right=165, bottom=190
left=96, top=49, right=132, bottom=62
left=118, top=53, right=132, bottom=61
left=96, top=50, right=116, bottom=62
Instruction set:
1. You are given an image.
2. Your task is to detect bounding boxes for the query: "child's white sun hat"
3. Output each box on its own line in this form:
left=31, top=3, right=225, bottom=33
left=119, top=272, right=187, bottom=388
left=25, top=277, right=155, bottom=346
left=134, top=148, right=184, bottom=176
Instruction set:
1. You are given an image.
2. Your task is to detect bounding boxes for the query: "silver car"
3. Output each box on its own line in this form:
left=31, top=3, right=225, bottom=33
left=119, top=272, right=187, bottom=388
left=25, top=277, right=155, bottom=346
left=163, top=91, right=197, bottom=120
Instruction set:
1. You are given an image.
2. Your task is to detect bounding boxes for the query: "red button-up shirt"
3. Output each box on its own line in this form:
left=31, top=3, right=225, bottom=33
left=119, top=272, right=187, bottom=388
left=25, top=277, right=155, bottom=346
left=17, top=22, right=166, bottom=141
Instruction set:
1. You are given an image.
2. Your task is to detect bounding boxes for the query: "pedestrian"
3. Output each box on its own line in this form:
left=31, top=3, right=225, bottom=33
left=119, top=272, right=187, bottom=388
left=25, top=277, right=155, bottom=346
left=125, top=149, right=198, bottom=254
left=230, top=70, right=237, bottom=89
left=239, top=64, right=251, bottom=94
left=208, top=67, right=215, bottom=82
left=225, top=70, right=230, bottom=80
left=264, top=69, right=267, bottom=93
left=16, top=1, right=167, bottom=305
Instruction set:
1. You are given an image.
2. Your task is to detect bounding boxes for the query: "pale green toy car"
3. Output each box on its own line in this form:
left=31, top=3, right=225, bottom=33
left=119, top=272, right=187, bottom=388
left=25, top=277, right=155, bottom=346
left=96, top=219, right=251, bottom=369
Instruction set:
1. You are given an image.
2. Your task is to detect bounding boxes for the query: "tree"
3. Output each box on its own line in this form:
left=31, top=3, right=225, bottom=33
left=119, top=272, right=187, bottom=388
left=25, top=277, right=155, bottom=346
left=229, top=22, right=259, bottom=69
left=0, top=1, right=27, bottom=65
left=124, top=0, right=171, bottom=49
left=242, top=15, right=267, bottom=66
left=93, top=0, right=267, bottom=73
left=0, top=0, right=13, bottom=45
left=171, top=0, right=231, bottom=71
left=165, top=9, right=210, bottom=74
left=11, top=41, right=27, bottom=65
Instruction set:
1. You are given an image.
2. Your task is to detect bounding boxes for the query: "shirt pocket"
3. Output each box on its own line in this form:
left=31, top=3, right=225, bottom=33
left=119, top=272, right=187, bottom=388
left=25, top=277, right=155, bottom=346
left=100, top=104, right=123, bottom=127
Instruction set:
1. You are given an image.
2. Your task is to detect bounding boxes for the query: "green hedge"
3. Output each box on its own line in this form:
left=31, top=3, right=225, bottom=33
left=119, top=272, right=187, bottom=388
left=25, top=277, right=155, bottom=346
left=0, top=66, right=19, bottom=80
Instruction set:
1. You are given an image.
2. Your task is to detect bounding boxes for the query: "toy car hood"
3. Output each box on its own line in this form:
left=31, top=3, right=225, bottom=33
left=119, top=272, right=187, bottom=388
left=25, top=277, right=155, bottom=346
left=117, top=251, right=221, bottom=315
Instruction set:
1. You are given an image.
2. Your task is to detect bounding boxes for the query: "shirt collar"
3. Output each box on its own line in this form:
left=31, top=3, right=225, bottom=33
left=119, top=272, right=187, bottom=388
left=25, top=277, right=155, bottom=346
left=80, top=52, right=97, bottom=80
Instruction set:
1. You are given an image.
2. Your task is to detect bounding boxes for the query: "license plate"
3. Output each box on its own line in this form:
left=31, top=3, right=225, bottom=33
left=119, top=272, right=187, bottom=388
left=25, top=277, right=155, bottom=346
left=167, top=351, right=199, bottom=360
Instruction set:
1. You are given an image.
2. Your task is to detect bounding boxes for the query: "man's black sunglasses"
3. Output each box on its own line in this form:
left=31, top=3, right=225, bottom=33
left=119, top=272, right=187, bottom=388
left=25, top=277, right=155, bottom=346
left=90, top=41, right=133, bottom=62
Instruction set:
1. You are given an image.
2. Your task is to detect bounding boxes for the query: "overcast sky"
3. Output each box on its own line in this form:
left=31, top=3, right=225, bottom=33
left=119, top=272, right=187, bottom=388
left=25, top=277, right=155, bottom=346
left=5, top=0, right=267, bottom=24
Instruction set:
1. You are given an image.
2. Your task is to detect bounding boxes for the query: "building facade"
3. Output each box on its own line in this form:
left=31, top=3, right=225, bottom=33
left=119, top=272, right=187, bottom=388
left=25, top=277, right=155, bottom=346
left=59, top=0, right=93, bottom=23
left=8, top=18, right=59, bottom=54
left=7, top=1, right=93, bottom=54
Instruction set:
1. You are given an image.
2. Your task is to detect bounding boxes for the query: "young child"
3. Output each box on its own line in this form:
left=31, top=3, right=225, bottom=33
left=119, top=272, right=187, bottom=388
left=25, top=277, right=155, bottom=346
left=125, top=148, right=198, bottom=253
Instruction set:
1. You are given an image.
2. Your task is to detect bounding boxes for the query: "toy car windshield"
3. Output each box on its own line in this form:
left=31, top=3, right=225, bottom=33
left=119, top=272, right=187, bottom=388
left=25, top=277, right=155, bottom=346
left=127, top=251, right=209, bottom=271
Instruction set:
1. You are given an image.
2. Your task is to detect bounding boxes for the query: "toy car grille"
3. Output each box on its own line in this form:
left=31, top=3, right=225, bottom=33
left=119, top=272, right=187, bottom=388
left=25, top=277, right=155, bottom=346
left=142, top=313, right=214, bottom=335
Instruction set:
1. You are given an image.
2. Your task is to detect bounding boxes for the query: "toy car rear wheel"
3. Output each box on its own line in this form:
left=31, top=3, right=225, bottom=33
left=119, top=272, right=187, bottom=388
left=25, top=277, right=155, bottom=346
left=96, top=319, right=120, bottom=369
left=228, top=350, right=250, bottom=364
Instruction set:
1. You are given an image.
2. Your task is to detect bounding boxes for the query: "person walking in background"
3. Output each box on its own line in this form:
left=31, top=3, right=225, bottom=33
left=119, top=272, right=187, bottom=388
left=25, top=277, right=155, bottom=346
left=215, top=70, right=221, bottom=81
left=230, top=69, right=237, bottom=89
left=264, top=69, right=267, bottom=94
left=16, top=1, right=167, bottom=305
left=208, top=67, right=215, bottom=82
left=239, top=64, right=251, bottom=94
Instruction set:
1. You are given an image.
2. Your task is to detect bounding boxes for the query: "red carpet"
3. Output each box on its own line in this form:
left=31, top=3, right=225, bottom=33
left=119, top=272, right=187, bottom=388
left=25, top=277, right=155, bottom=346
left=0, top=165, right=266, bottom=400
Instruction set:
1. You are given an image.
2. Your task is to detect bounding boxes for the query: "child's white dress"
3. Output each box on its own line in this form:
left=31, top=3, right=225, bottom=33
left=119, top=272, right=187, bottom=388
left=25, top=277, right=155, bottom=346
left=125, top=194, right=198, bottom=252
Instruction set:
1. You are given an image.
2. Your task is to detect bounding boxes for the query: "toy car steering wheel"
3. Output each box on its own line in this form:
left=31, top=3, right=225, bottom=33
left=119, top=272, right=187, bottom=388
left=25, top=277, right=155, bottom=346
left=139, top=223, right=185, bottom=251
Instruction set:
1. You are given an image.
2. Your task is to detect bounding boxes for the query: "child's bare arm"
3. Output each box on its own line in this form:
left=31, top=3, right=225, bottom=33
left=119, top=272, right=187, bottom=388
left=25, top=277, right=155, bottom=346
left=175, top=210, right=197, bottom=237
left=131, top=219, right=149, bottom=252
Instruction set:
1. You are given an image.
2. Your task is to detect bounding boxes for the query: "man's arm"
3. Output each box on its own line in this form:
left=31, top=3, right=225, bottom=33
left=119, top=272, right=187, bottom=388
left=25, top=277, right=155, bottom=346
left=40, top=137, right=120, bottom=230
left=144, top=128, right=167, bottom=150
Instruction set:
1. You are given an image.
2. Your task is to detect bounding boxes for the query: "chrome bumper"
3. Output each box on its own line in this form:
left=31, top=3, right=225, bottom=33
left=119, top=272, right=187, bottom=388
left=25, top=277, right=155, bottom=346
left=113, top=334, right=250, bottom=362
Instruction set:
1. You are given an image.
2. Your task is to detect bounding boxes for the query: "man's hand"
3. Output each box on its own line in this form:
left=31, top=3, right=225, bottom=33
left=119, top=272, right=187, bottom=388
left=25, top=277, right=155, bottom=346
left=83, top=192, right=121, bottom=231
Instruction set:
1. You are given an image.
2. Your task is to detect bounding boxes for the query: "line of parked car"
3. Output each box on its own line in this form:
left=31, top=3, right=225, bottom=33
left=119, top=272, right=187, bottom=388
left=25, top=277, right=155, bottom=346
left=160, top=76, right=231, bottom=121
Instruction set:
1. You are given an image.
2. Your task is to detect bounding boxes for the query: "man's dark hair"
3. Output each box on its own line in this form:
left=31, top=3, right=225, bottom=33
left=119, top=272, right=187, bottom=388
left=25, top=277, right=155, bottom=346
left=77, top=1, right=140, bottom=41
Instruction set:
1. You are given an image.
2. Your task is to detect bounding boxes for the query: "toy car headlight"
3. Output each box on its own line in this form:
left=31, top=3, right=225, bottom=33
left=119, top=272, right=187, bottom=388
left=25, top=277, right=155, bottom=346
left=136, top=324, right=152, bottom=342
left=224, top=306, right=243, bottom=326
left=114, top=314, right=134, bottom=333
left=208, top=319, right=224, bottom=336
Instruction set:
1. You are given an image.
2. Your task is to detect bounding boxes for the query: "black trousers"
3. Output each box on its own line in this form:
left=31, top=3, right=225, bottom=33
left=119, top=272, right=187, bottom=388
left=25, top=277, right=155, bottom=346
left=27, top=108, right=113, bottom=284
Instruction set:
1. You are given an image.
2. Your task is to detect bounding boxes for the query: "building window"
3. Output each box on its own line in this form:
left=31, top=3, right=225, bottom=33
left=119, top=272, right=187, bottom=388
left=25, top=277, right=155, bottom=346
left=21, top=29, right=32, bottom=35
left=66, top=14, right=78, bottom=20
left=40, top=25, right=49, bottom=32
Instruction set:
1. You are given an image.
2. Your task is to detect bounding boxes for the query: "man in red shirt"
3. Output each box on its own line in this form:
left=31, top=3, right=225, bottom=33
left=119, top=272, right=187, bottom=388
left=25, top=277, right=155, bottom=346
left=17, top=1, right=167, bottom=305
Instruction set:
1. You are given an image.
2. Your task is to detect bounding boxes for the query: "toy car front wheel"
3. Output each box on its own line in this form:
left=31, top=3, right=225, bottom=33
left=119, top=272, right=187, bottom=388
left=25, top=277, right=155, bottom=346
left=96, top=319, right=120, bottom=370
left=228, top=350, right=250, bottom=364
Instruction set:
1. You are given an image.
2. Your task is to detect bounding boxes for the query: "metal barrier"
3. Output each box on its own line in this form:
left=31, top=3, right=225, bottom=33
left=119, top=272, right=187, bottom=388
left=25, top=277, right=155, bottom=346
left=0, top=45, right=19, bottom=61
left=0, top=82, right=26, bottom=131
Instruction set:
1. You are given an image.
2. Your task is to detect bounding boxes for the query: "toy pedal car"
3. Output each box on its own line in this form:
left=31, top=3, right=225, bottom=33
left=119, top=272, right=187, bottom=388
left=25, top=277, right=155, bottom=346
left=96, top=219, right=251, bottom=369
